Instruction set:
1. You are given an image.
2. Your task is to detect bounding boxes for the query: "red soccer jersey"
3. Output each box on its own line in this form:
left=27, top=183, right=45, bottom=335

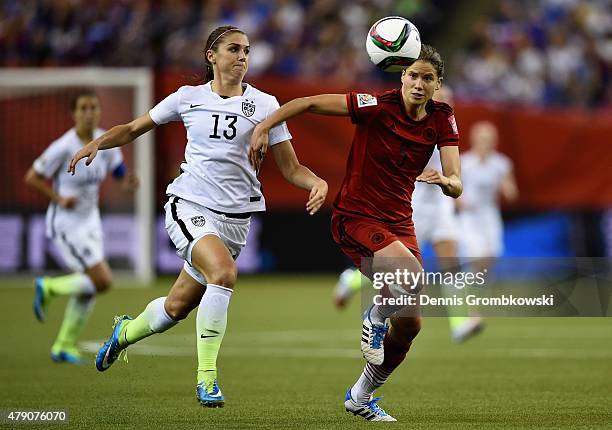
left=333, top=89, right=460, bottom=224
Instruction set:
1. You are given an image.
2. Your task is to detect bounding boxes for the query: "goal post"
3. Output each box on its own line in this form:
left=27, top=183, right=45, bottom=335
left=0, top=68, right=155, bottom=284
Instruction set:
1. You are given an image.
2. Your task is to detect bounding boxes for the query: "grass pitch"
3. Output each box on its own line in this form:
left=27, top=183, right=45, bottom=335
left=1, top=275, right=610, bottom=429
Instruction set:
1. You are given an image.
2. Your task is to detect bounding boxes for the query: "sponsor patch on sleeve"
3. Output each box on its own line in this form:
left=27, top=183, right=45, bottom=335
left=356, top=93, right=378, bottom=108
left=448, top=114, right=459, bottom=135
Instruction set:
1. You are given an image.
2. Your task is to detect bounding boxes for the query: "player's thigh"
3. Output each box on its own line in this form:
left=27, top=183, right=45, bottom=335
left=164, top=197, right=242, bottom=288
left=432, top=240, right=461, bottom=272
left=331, top=214, right=412, bottom=276
left=431, top=204, right=460, bottom=245
left=190, top=234, right=237, bottom=289
left=166, top=268, right=208, bottom=320
left=459, top=213, right=487, bottom=258
left=433, top=240, right=457, bottom=258
left=372, top=240, right=423, bottom=275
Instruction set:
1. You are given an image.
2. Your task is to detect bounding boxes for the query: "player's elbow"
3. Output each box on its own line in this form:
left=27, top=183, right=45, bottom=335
left=280, top=163, right=300, bottom=184
left=124, top=122, right=141, bottom=141
left=299, top=97, right=316, bottom=112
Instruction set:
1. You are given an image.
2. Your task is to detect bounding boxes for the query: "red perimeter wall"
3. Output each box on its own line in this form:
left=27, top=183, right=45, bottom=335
left=3, top=71, right=611, bottom=212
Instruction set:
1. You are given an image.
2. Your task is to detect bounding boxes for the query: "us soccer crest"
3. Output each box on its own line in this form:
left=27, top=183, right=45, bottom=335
left=191, top=216, right=206, bottom=227
left=242, top=100, right=255, bottom=117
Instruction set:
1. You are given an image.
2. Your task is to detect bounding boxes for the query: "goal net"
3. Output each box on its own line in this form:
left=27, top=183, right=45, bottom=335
left=0, top=68, right=154, bottom=284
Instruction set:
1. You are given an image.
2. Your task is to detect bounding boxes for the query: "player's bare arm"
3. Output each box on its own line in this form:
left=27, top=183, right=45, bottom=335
left=417, top=145, right=462, bottom=198
left=501, top=170, right=519, bottom=202
left=249, top=94, right=348, bottom=169
left=271, top=140, right=328, bottom=215
left=24, top=167, right=78, bottom=208
left=68, top=113, right=156, bottom=174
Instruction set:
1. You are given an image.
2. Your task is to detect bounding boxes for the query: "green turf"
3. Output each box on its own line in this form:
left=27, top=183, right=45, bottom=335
left=1, top=275, right=610, bottom=429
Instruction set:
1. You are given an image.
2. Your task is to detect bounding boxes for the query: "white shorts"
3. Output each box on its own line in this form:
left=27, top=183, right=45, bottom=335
left=459, top=209, right=503, bottom=258
left=49, top=222, right=104, bottom=272
left=164, top=195, right=251, bottom=285
left=413, top=199, right=459, bottom=246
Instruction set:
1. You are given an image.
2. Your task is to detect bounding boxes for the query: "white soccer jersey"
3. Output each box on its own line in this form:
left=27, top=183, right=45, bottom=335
left=149, top=82, right=292, bottom=213
left=412, top=149, right=449, bottom=211
left=460, top=151, right=512, bottom=211
left=412, top=149, right=459, bottom=244
left=33, top=128, right=123, bottom=236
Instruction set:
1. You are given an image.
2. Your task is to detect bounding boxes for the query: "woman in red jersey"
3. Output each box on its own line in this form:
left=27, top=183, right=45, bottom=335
left=250, top=45, right=462, bottom=422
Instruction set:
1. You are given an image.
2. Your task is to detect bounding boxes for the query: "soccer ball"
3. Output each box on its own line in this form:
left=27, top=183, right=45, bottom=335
left=366, top=16, right=421, bottom=72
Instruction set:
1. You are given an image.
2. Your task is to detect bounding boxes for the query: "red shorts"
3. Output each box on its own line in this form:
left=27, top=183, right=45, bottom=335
left=331, top=211, right=422, bottom=271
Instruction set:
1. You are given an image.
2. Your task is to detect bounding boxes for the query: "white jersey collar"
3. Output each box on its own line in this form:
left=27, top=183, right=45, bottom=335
left=204, top=81, right=252, bottom=99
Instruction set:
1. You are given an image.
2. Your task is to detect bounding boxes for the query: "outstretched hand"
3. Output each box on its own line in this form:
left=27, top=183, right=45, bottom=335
left=249, top=124, right=269, bottom=172
left=306, top=179, right=328, bottom=215
left=68, top=141, right=99, bottom=175
left=416, top=168, right=449, bottom=187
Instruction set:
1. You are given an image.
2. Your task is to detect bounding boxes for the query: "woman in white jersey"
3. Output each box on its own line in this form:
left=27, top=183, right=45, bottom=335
left=459, top=121, right=518, bottom=267
left=26, top=89, right=138, bottom=364
left=68, top=26, right=328, bottom=407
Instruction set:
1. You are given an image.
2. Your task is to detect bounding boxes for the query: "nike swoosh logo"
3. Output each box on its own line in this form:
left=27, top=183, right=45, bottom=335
left=102, top=345, right=112, bottom=369
left=190, top=103, right=204, bottom=109
left=200, top=334, right=218, bottom=338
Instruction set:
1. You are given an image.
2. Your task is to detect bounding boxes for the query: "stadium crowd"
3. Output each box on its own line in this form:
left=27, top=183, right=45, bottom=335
left=0, top=0, right=609, bottom=107
left=453, top=0, right=610, bottom=107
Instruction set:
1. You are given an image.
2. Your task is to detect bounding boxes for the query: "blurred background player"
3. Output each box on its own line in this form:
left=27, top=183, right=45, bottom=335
left=251, top=45, right=462, bottom=422
left=26, top=89, right=138, bottom=364
left=334, top=86, right=482, bottom=343
left=69, top=26, right=327, bottom=407
left=458, top=121, right=519, bottom=271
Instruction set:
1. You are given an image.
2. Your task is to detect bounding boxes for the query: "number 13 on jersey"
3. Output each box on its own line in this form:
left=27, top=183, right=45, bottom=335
left=209, top=114, right=238, bottom=141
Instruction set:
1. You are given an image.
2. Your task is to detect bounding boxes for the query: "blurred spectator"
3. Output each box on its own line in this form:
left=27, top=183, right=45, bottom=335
left=454, top=0, right=610, bottom=107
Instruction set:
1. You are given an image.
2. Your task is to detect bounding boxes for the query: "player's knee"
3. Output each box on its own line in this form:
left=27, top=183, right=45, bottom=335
left=164, top=297, right=192, bottom=321
left=207, top=265, right=237, bottom=290
left=92, top=274, right=112, bottom=293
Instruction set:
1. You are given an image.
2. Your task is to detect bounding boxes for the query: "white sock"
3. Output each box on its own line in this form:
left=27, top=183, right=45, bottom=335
left=198, top=284, right=232, bottom=333
left=369, top=305, right=388, bottom=325
left=145, top=296, right=177, bottom=333
left=122, top=296, right=177, bottom=345
left=350, top=363, right=392, bottom=404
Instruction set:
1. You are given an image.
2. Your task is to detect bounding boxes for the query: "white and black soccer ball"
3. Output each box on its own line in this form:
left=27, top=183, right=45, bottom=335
left=366, top=16, right=421, bottom=72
